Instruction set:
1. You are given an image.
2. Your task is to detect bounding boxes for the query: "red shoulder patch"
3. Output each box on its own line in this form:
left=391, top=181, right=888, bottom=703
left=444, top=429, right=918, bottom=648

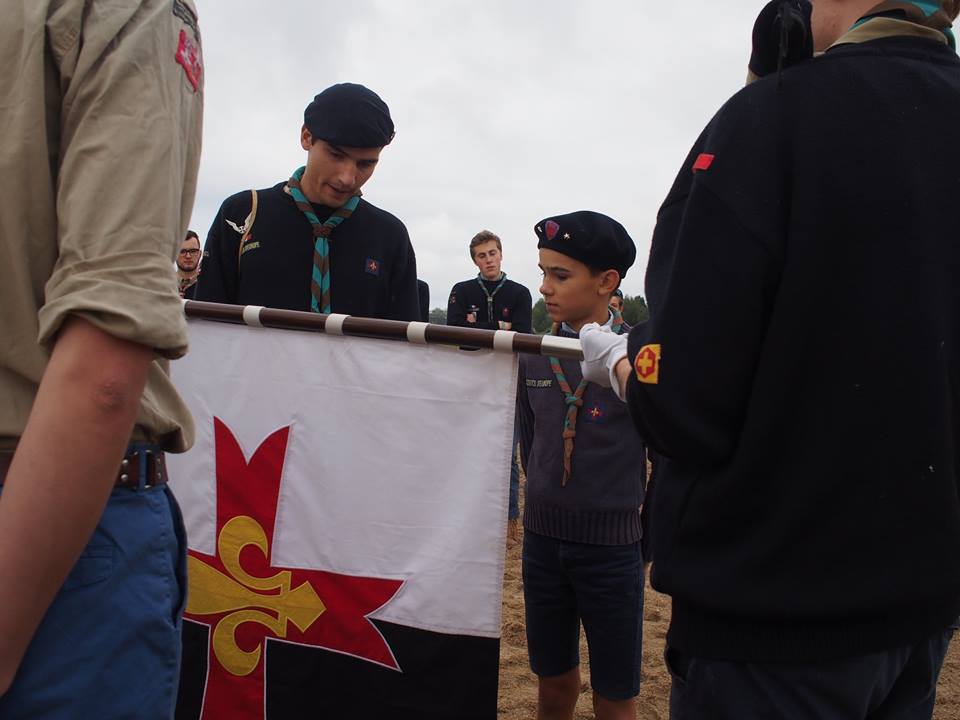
left=176, top=29, right=203, bottom=92
left=692, top=153, right=715, bottom=174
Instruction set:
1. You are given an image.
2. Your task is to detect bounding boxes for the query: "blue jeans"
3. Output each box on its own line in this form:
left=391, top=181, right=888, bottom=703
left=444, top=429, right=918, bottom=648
left=0, top=484, right=188, bottom=719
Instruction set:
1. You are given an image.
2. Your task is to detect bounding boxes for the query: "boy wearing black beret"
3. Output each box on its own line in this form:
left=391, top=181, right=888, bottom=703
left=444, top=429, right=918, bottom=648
left=517, top=211, right=646, bottom=720
left=197, top=83, right=420, bottom=321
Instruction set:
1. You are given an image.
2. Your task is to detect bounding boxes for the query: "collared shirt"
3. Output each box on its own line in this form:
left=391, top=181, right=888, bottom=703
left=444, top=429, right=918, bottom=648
left=561, top=311, right=615, bottom=335
left=0, top=0, right=204, bottom=452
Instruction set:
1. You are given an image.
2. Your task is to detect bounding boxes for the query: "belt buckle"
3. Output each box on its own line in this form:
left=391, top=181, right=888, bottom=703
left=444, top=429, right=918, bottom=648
left=140, top=448, right=154, bottom=491
left=119, top=445, right=164, bottom=490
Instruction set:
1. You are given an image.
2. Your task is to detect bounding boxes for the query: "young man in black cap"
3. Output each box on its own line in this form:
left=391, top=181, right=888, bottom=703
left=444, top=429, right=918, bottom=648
left=580, top=1, right=960, bottom=717
left=447, top=230, right=532, bottom=534
left=197, top=83, right=419, bottom=320
left=517, top=212, right=645, bottom=720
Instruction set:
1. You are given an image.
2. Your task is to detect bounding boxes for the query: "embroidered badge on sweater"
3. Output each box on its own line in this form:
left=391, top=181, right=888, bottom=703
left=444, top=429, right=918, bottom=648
left=583, top=404, right=607, bottom=424
left=365, top=258, right=381, bottom=276
left=526, top=379, right=553, bottom=388
left=634, top=344, right=661, bottom=384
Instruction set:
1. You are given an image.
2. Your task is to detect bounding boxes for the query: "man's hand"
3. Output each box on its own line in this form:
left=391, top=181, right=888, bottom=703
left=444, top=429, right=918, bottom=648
left=579, top=323, right=629, bottom=400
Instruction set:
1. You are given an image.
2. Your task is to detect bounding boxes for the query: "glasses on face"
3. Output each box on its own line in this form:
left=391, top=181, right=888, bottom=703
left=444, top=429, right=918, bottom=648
left=179, top=249, right=201, bottom=256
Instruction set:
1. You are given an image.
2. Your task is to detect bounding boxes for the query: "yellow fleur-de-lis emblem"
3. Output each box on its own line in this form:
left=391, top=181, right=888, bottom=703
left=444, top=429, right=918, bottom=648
left=186, top=515, right=326, bottom=677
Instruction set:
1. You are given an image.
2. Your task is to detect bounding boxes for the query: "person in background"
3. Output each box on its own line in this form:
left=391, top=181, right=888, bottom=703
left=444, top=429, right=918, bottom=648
left=417, top=279, right=430, bottom=322
left=178, top=230, right=202, bottom=299
left=447, top=230, right=533, bottom=535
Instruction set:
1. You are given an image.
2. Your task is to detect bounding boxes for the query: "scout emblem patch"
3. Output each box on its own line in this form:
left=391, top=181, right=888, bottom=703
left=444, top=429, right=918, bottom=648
left=175, top=30, right=203, bottom=92
left=634, top=344, right=661, bottom=384
left=365, top=258, right=381, bottom=276
left=545, top=220, right=560, bottom=240
left=583, top=404, right=606, bottom=424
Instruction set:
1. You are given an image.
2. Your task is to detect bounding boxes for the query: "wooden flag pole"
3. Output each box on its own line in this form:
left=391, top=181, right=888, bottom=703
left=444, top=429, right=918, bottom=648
left=182, top=300, right=584, bottom=361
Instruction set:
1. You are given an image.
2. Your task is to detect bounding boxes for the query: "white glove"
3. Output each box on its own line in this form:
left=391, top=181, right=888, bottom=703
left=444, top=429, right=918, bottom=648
left=579, top=322, right=629, bottom=400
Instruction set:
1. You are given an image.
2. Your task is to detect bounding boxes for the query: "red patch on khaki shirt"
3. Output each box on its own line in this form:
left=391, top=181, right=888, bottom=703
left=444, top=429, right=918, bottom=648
left=175, top=30, right=202, bottom=92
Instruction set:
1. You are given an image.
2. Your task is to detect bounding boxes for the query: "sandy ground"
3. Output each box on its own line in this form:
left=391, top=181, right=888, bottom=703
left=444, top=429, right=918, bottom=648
left=497, top=511, right=960, bottom=719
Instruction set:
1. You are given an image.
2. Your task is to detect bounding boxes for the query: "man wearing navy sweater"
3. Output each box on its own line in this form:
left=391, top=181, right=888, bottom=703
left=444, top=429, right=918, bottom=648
left=581, top=0, right=960, bottom=717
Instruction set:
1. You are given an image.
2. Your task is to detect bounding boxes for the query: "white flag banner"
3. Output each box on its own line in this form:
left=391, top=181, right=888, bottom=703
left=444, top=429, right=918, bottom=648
left=168, top=318, right=517, bottom=720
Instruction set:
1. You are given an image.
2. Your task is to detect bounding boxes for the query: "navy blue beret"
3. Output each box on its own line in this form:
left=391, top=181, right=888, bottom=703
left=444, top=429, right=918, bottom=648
left=534, top=211, right=636, bottom=279
left=304, top=83, right=395, bottom=148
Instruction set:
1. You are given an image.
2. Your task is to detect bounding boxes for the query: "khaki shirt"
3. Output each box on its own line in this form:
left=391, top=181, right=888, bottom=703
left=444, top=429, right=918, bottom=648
left=0, top=0, right=204, bottom=453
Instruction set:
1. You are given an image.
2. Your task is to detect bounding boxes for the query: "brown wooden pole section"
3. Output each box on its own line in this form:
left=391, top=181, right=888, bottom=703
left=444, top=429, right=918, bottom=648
left=182, top=300, right=584, bottom=360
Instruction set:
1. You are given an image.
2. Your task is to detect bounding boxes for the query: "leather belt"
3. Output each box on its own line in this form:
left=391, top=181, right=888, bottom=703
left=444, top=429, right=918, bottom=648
left=0, top=445, right=168, bottom=490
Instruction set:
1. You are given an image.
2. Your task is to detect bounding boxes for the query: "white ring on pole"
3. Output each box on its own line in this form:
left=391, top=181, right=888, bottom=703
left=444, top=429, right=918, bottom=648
left=540, top=335, right=582, bottom=355
left=493, top=330, right=517, bottom=353
left=242, top=305, right=265, bottom=327
left=406, top=322, right=429, bottom=344
left=325, top=313, right=349, bottom=336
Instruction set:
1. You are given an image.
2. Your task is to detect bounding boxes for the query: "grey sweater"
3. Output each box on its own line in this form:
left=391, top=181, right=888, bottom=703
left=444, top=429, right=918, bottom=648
left=517, top=328, right=645, bottom=545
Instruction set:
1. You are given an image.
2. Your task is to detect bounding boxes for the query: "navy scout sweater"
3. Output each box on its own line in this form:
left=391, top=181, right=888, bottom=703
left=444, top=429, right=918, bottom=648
left=446, top=277, right=533, bottom=333
left=196, top=183, right=420, bottom=321
left=627, top=35, right=960, bottom=662
left=520, top=326, right=645, bottom=545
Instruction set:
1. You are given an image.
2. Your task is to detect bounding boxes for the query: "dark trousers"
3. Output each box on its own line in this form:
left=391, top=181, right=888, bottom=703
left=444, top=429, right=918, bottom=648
left=508, top=426, right=520, bottom=520
left=667, top=628, right=954, bottom=720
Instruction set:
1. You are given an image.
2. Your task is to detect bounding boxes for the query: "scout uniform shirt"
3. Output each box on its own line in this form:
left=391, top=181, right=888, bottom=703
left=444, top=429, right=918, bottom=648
left=196, top=185, right=421, bottom=321
left=0, top=0, right=203, bottom=454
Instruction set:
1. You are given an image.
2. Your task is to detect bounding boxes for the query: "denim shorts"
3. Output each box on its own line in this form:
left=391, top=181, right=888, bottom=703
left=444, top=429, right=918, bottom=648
left=522, top=530, right=644, bottom=700
left=0, top=484, right=188, bottom=719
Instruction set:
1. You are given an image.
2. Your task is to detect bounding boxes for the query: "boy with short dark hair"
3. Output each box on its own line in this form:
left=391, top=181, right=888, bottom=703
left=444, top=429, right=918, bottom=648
left=517, top=211, right=645, bottom=720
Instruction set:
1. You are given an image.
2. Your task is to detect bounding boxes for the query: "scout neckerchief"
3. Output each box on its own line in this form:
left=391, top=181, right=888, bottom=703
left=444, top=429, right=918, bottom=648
left=286, top=166, right=361, bottom=314
left=849, top=2, right=956, bottom=47
left=476, top=273, right=508, bottom=325
left=549, top=306, right=624, bottom=487
left=178, top=272, right=199, bottom=297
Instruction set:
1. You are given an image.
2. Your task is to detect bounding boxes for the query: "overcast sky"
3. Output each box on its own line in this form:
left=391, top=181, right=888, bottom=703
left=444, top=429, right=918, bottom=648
left=191, top=1, right=763, bottom=309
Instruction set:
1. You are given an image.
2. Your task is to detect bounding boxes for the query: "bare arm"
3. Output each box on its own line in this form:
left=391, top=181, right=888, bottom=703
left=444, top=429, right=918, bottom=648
left=0, top=317, right=152, bottom=695
left=614, top=356, right=631, bottom=400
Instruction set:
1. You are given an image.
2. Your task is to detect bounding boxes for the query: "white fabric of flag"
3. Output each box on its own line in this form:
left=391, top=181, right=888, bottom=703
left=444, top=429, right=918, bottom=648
left=167, top=318, right=517, bottom=639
